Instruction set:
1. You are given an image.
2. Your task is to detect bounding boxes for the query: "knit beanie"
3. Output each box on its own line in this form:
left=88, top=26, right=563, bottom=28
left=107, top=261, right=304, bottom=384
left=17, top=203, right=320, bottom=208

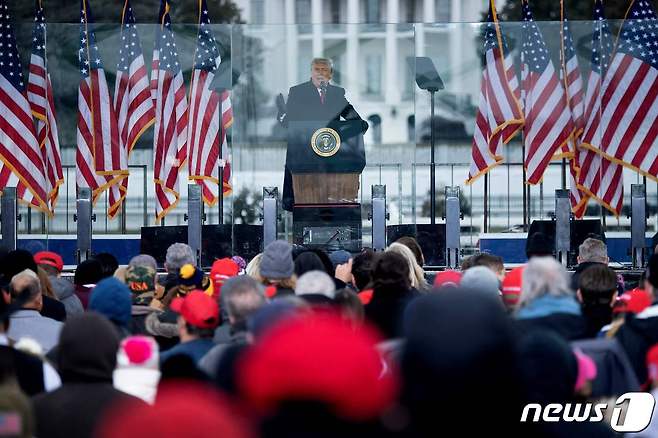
left=89, top=277, right=133, bottom=328
left=260, top=240, right=294, bottom=280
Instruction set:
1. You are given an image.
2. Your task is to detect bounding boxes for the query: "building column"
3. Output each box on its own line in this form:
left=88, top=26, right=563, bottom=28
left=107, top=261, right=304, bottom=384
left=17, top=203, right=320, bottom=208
left=285, top=0, right=299, bottom=84
left=346, top=0, right=359, bottom=97
left=385, top=0, right=400, bottom=105
left=311, top=0, right=323, bottom=56
left=450, top=0, right=462, bottom=93
left=423, top=0, right=435, bottom=23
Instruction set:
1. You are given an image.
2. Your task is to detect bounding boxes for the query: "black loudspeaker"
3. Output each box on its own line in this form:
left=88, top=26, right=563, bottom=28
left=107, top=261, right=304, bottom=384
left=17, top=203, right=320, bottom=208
left=141, top=224, right=263, bottom=268
left=528, top=219, right=605, bottom=265
left=386, top=224, right=446, bottom=267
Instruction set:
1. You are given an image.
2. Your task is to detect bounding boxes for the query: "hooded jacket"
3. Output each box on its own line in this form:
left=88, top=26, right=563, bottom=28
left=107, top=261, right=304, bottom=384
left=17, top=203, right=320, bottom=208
left=50, top=277, right=84, bottom=317
left=615, top=304, right=658, bottom=383
left=32, top=313, right=143, bottom=438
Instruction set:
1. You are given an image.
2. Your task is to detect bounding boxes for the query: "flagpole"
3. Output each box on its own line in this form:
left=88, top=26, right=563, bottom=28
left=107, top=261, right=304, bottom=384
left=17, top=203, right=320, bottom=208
left=484, top=173, right=489, bottom=232
left=522, top=144, right=527, bottom=231
left=218, top=122, right=224, bottom=225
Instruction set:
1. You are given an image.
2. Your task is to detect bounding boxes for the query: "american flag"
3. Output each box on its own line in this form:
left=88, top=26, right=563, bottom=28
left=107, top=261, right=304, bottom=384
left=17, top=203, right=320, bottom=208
left=188, top=0, right=232, bottom=204
left=77, top=0, right=126, bottom=209
left=0, top=0, right=48, bottom=213
left=466, top=0, right=523, bottom=184
left=151, top=0, right=188, bottom=222
left=521, top=0, right=574, bottom=185
left=559, top=6, right=588, bottom=218
left=580, top=0, right=624, bottom=216
left=26, top=0, right=63, bottom=215
left=110, top=0, right=155, bottom=218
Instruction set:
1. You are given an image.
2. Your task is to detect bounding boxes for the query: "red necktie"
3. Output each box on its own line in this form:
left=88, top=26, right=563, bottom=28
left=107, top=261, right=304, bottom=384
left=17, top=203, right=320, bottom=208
left=320, top=89, right=325, bottom=104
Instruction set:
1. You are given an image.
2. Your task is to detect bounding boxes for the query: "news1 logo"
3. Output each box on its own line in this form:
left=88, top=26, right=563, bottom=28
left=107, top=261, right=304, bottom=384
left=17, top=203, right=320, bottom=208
left=520, top=392, right=656, bottom=433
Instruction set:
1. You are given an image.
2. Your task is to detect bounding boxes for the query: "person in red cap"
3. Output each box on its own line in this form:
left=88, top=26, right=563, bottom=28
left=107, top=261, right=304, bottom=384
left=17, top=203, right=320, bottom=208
left=97, top=383, right=252, bottom=438
left=159, top=291, right=219, bottom=367
left=237, top=313, right=398, bottom=437
left=599, top=288, right=652, bottom=338
left=433, top=270, right=462, bottom=288
left=35, top=250, right=84, bottom=317
left=501, top=266, right=524, bottom=312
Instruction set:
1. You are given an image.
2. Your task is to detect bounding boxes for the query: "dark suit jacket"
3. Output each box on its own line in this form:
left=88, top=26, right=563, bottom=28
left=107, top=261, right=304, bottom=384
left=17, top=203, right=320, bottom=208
left=281, top=80, right=367, bottom=210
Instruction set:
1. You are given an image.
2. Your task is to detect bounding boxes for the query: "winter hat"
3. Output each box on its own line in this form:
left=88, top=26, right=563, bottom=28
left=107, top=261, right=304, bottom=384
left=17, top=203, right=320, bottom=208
left=329, top=250, right=352, bottom=268
left=237, top=313, right=398, bottom=421
left=613, top=288, right=652, bottom=314
left=210, top=258, right=239, bottom=298
left=125, top=265, right=156, bottom=305
left=502, top=266, right=524, bottom=308
left=526, top=232, right=553, bottom=258
left=170, top=291, right=219, bottom=329
left=232, top=256, right=247, bottom=273
left=573, top=348, right=597, bottom=391
left=97, top=383, right=252, bottom=438
left=178, top=264, right=212, bottom=295
left=34, top=251, right=64, bottom=272
left=89, top=277, right=133, bottom=328
left=260, top=240, right=294, bottom=279
left=295, top=270, right=336, bottom=303
left=1, top=249, right=38, bottom=279
left=461, top=266, right=501, bottom=297
left=116, top=336, right=159, bottom=370
left=433, top=270, right=462, bottom=288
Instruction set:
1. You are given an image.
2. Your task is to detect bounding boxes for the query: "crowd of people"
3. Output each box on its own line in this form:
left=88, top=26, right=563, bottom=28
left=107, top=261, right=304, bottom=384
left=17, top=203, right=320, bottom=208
left=0, top=234, right=657, bottom=436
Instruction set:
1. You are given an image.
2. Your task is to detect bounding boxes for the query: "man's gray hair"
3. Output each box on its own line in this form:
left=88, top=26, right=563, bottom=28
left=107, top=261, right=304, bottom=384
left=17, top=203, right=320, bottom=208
left=129, top=254, right=158, bottom=270
left=222, top=275, right=267, bottom=323
left=10, top=269, right=41, bottom=302
left=295, top=270, right=336, bottom=299
left=517, top=257, right=572, bottom=311
left=578, top=238, right=608, bottom=263
left=165, top=243, right=195, bottom=273
left=311, top=57, right=334, bottom=72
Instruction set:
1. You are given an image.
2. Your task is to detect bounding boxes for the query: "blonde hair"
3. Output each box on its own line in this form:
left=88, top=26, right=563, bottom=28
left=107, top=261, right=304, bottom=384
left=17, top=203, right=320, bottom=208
left=386, top=242, right=428, bottom=290
left=36, top=267, right=57, bottom=300
left=246, top=253, right=263, bottom=280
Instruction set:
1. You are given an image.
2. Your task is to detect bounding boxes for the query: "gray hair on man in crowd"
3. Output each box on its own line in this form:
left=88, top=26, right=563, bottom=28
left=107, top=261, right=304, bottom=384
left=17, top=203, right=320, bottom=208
left=517, top=256, right=572, bottom=311
left=222, top=275, right=267, bottom=325
left=10, top=269, right=42, bottom=303
left=577, top=238, right=608, bottom=264
left=295, top=270, right=336, bottom=300
left=128, top=254, right=158, bottom=271
left=164, top=243, right=195, bottom=274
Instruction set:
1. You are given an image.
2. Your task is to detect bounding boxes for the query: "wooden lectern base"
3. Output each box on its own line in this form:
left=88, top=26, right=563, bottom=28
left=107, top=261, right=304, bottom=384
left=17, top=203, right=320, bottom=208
left=292, top=173, right=360, bottom=204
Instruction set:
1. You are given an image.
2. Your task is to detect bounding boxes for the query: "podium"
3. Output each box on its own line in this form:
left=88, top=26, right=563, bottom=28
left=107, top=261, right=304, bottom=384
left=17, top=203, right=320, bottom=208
left=287, top=120, right=366, bottom=252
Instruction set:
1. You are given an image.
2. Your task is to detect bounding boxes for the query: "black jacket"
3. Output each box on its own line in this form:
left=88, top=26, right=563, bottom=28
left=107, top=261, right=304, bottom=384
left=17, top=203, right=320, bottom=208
left=41, top=295, right=66, bottom=322
left=515, top=313, right=588, bottom=341
left=365, top=287, right=417, bottom=339
left=281, top=80, right=367, bottom=211
left=615, top=304, right=658, bottom=383
left=33, top=313, right=142, bottom=438
left=0, top=345, right=45, bottom=396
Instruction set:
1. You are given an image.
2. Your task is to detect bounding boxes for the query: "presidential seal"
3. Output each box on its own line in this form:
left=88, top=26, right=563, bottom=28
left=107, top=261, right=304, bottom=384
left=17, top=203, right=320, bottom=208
left=310, top=127, right=341, bottom=157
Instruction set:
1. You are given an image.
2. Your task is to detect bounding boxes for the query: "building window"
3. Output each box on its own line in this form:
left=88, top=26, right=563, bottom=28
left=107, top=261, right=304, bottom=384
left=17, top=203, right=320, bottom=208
left=406, top=0, right=417, bottom=23
left=296, top=0, right=311, bottom=23
left=368, top=115, right=382, bottom=144
left=330, top=0, right=341, bottom=23
left=250, top=0, right=265, bottom=25
left=365, top=0, right=381, bottom=23
left=332, top=56, right=342, bottom=86
left=407, top=115, right=415, bottom=142
left=364, top=54, right=382, bottom=95
left=435, top=0, right=451, bottom=22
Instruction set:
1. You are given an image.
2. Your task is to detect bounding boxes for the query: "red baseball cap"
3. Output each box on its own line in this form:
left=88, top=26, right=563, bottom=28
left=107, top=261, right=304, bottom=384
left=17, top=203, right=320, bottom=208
left=613, top=288, right=652, bottom=315
left=210, top=258, right=239, bottom=298
left=502, top=266, right=525, bottom=308
left=34, top=251, right=63, bottom=272
left=170, top=291, right=219, bottom=329
left=433, top=270, right=462, bottom=288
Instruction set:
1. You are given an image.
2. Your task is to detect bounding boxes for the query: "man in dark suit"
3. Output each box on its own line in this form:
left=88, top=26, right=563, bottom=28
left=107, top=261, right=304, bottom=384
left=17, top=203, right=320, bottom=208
left=278, top=58, right=368, bottom=211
